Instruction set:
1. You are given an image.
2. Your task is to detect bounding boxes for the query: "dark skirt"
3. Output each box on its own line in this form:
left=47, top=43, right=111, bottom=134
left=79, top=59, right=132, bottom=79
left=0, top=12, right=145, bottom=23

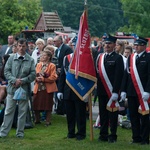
left=33, top=90, right=54, bottom=111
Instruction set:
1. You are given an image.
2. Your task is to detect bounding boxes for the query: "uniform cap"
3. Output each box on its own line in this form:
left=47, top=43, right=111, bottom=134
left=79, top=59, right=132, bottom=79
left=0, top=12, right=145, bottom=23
left=134, top=36, right=148, bottom=46
left=103, top=34, right=117, bottom=43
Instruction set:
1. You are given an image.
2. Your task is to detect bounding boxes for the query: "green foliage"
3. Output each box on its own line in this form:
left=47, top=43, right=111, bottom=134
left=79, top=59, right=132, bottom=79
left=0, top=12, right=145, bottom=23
left=119, top=0, right=150, bottom=37
left=0, top=0, right=42, bottom=44
left=42, top=0, right=126, bottom=37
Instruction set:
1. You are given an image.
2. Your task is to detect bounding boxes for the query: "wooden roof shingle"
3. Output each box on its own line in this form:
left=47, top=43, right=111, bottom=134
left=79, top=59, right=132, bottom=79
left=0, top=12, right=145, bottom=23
left=34, top=11, right=64, bottom=32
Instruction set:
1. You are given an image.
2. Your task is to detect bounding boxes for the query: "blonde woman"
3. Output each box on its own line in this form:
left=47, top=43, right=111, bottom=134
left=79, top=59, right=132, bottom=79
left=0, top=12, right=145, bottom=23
left=115, top=40, right=127, bottom=69
left=115, top=40, right=125, bottom=55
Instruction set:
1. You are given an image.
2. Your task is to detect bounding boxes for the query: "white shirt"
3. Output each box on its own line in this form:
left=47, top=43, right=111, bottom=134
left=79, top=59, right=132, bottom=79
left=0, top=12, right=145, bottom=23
left=31, top=48, right=40, bottom=66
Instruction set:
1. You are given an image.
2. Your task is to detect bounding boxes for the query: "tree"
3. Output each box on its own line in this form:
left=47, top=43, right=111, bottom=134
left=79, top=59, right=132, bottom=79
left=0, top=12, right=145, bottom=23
left=0, top=0, right=42, bottom=44
left=119, top=0, right=150, bottom=37
left=42, top=0, right=126, bottom=37
left=98, top=0, right=125, bottom=35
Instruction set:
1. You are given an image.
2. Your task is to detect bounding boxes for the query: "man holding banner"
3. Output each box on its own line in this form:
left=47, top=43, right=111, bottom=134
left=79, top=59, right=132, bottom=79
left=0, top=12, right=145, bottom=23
left=57, top=10, right=97, bottom=140
left=96, top=34, right=124, bottom=143
left=57, top=53, right=87, bottom=140
left=121, top=37, right=150, bottom=145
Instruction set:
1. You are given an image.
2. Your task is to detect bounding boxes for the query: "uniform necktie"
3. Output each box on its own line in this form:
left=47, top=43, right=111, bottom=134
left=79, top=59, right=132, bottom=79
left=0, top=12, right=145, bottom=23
left=105, top=54, right=110, bottom=59
left=136, top=55, right=140, bottom=63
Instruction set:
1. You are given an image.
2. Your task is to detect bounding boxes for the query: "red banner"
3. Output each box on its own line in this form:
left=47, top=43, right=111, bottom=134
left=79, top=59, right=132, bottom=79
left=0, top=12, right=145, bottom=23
left=69, top=10, right=96, bottom=82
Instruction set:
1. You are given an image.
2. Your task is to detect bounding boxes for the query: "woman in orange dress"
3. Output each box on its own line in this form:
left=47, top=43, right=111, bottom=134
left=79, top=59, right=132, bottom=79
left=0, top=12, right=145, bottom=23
left=33, top=50, right=58, bottom=126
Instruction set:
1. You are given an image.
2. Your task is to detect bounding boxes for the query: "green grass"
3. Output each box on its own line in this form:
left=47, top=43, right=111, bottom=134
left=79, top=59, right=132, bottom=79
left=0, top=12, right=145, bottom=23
left=0, top=114, right=149, bottom=150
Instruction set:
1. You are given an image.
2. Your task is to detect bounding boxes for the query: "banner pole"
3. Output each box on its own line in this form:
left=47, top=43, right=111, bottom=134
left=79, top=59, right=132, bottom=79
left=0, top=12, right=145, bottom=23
left=88, top=93, right=94, bottom=141
left=84, top=0, right=94, bottom=141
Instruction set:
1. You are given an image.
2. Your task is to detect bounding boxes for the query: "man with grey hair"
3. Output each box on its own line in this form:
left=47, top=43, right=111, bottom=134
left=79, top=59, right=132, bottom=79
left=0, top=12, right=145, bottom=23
left=47, top=37, right=54, bottom=45
left=54, top=35, right=73, bottom=115
left=47, top=37, right=57, bottom=50
left=54, top=35, right=73, bottom=75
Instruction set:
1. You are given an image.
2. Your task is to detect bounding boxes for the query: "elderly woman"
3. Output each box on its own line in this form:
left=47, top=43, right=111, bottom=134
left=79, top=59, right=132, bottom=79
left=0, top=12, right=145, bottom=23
left=44, top=45, right=58, bottom=66
left=31, top=38, right=45, bottom=65
left=33, top=50, right=58, bottom=126
left=31, top=38, right=45, bottom=91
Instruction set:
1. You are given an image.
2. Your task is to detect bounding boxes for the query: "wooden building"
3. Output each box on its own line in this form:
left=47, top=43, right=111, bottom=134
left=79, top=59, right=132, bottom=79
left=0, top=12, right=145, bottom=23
left=34, top=11, right=64, bottom=39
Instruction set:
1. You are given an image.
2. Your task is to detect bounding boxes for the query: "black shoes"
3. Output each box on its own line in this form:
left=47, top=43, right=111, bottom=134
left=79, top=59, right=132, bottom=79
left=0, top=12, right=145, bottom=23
left=66, top=134, right=76, bottom=139
left=98, top=136, right=116, bottom=143
left=130, top=140, right=149, bottom=145
left=130, top=140, right=141, bottom=144
left=34, top=121, right=41, bottom=124
left=98, top=137, right=108, bottom=142
left=66, top=134, right=85, bottom=141
left=45, top=122, right=51, bottom=127
left=76, top=136, right=86, bottom=141
left=108, top=139, right=116, bottom=143
left=140, top=141, right=149, bottom=145
left=17, top=136, right=24, bottom=139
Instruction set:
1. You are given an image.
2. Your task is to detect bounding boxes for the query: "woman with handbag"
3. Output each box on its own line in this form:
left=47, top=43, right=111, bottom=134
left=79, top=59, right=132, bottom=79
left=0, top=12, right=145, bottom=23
left=33, top=50, right=58, bottom=126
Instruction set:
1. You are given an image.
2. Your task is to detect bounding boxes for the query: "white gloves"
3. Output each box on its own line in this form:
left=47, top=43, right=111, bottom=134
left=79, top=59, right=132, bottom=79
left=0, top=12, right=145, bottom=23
left=57, top=92, right=63, bottom=100
left=119, top=92, right=127, bottom=102
left=142, top=92, right=150, bottom=101
left=110, top=93, right=118, bottom=101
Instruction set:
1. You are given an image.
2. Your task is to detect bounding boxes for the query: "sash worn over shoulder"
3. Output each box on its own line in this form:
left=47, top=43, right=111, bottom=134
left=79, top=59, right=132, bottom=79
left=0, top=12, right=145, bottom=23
left=97, top=53, right=119, bottom=112
left=130, top=53, right=149, bottom=115
left=63, top=53, right=73, bottom=74
left=67, top=53, right=72, bottom=62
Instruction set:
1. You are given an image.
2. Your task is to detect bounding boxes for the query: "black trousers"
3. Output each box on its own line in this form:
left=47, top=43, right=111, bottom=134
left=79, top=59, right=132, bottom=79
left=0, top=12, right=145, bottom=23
left=128, top=96, right=149, bottom=143
left=56, top=98, right=65, bottom=115
left=65, top=99, right=86, bottom=138
left=98, top=95, right=118, bottom=140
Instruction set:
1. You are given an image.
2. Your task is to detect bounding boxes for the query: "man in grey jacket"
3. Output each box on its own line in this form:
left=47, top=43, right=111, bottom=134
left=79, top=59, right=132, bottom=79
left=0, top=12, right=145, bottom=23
left=0, top=38, right=36, bottom=138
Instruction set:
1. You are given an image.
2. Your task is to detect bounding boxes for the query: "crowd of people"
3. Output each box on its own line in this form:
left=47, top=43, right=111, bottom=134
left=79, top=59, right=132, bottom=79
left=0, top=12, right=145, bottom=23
left=0, top=33, right=149, bottom=145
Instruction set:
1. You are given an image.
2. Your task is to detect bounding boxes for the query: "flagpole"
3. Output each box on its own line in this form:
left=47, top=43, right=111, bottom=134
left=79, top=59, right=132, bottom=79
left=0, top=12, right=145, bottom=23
left=88, top=93, right=94, bottom=141
left=84, top=0, right=94, bottom=141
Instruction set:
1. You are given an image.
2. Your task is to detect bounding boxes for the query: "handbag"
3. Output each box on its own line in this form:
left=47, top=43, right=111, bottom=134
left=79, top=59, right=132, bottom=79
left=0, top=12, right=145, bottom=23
left=13, top=86, right=27, bottom=101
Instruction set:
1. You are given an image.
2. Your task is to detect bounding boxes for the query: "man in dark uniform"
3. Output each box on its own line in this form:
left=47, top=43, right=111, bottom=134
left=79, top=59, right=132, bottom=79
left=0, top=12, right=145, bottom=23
left=96, top=34, right=124, bottom=143
left=57, top=53, right=87, bottom=140
left=121, top=37, right=150, bottom=145
left=54, top=35, right=73, bottom=115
